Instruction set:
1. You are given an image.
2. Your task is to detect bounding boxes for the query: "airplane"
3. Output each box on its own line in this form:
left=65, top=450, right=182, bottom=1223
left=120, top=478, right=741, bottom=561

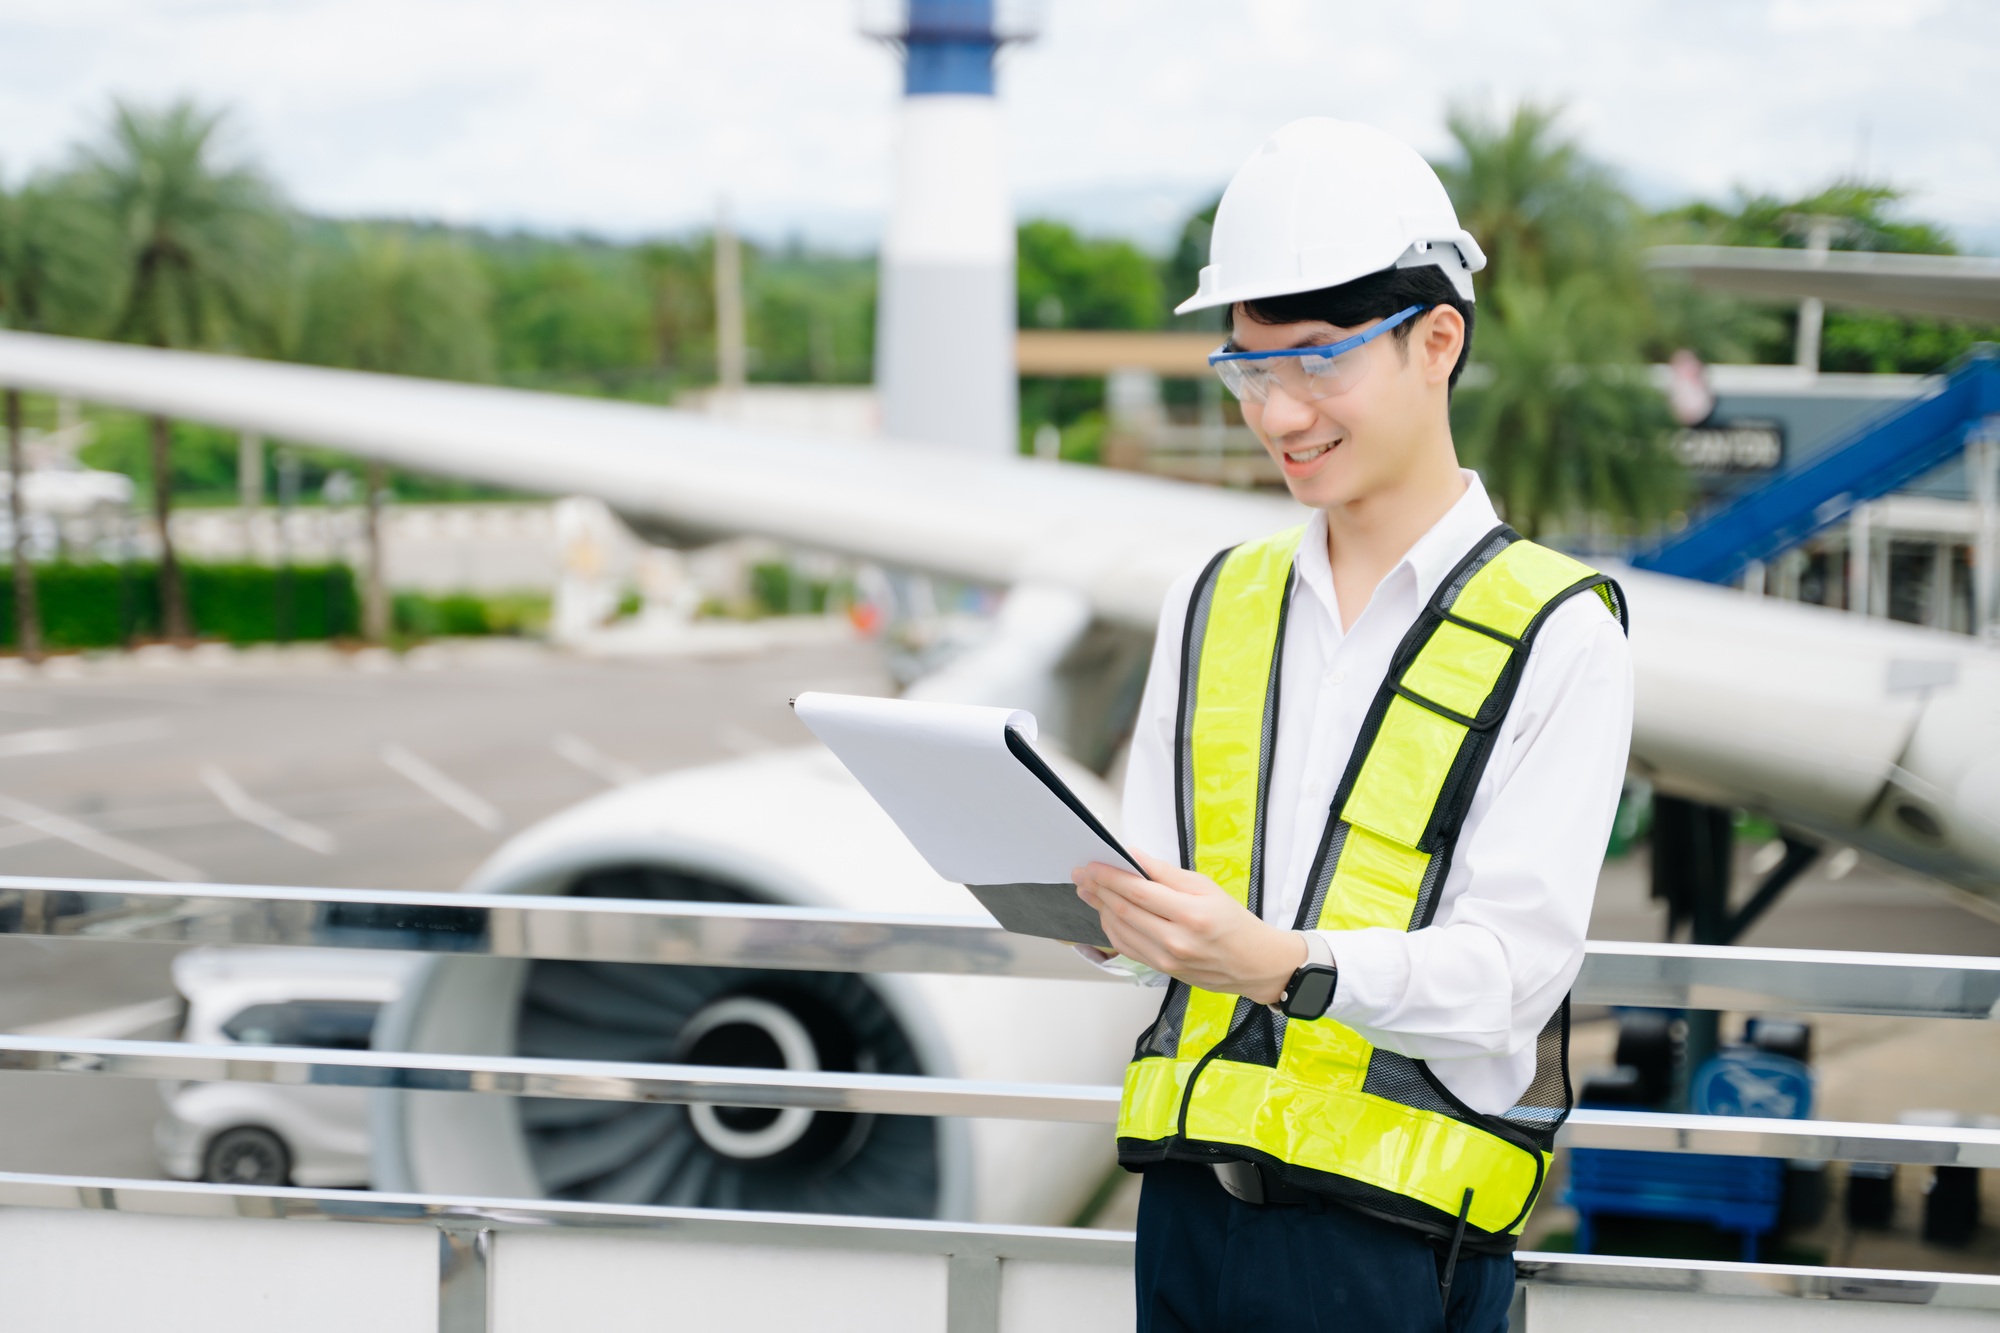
left=1, top=326, right=1996, bottom=1227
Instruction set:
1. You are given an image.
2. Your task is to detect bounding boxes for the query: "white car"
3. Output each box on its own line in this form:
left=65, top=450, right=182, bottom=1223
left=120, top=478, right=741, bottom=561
left=156, top=948, right=419, bottom=1188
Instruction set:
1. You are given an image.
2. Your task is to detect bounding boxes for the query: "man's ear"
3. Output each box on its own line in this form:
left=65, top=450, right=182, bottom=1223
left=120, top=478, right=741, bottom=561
left=1418, top=306, right=1465, bottom=385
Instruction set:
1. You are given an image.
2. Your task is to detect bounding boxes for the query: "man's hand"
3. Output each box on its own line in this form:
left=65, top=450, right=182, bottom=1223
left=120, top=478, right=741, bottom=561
left=1074, top=851, right=1306, bottom=1004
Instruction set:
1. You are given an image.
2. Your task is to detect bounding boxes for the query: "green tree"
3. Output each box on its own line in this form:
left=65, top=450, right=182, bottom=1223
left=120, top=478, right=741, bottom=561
left=0, top=171, right=121, bottom=659
left=1452, top=278, right=1683, bottom=538
left=749, top=243, right=876, bottom=384
left=484, top=244, right=652, bottom=391
left=289, top=225, right=493, bottom=639
left=1435, top=103, right=1682, bottom=536
left=1436, top=102, right=1645, bottom=325
left=1653, top=182, right=1997, bottom=372
left=635, top=238, right=714, bottom=380
left=1017, top=220, right=1163, bottom=332
left=79, top=99, right=286, bottom=642
left=292, top=227, right=493, bottom=381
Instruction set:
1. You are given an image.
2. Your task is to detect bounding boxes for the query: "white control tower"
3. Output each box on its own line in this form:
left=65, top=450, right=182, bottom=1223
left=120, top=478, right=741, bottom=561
left=874, top=0, right=1020, bottom=456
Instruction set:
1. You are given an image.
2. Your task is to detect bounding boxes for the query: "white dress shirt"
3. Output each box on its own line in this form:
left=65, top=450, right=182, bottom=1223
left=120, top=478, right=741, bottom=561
left=1119, top=471, right=1633, bottom=1115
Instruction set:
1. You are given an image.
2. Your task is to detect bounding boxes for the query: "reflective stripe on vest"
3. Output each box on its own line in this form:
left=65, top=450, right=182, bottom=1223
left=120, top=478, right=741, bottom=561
left=1116, top=522, right=1627, bottom=1244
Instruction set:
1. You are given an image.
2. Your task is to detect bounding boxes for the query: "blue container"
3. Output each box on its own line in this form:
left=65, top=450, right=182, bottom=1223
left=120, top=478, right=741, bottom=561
left=1565, top=1049, right=1812, bottom=1261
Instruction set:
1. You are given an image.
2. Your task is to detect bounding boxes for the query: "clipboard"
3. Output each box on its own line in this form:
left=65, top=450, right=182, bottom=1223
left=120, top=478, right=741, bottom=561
left=791, top=692, right=1142, bottom=947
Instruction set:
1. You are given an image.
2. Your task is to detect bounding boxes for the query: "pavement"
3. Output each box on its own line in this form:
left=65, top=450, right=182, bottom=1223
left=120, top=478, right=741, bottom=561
left=0, top=632, right=891, bottom=1179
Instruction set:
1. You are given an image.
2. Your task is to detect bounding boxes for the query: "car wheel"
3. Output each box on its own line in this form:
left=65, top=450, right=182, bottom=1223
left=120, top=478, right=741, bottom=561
left=201, top=1126, right=291, bottom=1187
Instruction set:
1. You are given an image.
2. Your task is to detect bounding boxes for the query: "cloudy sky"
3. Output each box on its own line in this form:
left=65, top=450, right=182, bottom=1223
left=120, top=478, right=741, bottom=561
left=1, top=0, right=1994, bottom=252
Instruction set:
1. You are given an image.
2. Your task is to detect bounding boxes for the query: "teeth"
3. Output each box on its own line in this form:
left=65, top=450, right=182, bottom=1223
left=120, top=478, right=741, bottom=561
left=1285, top=442, right=1333, bottom=463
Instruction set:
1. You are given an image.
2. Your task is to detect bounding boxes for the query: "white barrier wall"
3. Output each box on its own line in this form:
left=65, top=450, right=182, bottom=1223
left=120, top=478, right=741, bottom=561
left=0, top=1208, right=436, bottom=1333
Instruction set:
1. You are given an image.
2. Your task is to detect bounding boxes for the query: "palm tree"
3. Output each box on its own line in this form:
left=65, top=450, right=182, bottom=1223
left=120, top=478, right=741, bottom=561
left=291, top=226, right=493, bottom=638
left=1436, top=102, right=1643, bottom=316
left=1453, top=278, right=1682, bottom=538
left=1436, top=103, right=1682, bottom=537
left=79, top=100, right=285, bottom=643
left=0, top=172, right=120, bottom=659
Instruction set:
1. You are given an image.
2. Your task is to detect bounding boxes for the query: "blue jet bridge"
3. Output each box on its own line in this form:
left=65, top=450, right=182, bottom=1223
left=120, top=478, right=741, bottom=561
left=1634, top=347, right=2000, bottom=585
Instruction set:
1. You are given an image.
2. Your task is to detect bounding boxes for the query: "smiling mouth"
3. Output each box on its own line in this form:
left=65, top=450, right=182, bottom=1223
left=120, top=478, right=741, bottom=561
left=1282, top=439, right=1338, bottom=464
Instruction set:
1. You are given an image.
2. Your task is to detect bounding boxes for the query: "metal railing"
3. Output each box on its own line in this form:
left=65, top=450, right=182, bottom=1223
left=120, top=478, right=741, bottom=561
left=4, top=873, right=2000, bottom=1331
left=8, top=875, right=2000, bottom=1017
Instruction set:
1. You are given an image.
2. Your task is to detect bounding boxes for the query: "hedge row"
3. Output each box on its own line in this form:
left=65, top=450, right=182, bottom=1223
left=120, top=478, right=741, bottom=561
left=0, top=562, right=360, bottom=649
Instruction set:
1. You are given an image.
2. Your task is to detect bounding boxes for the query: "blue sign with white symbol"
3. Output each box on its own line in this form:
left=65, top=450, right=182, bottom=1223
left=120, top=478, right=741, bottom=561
left=1693, top=1050, right=1813, bottom=1120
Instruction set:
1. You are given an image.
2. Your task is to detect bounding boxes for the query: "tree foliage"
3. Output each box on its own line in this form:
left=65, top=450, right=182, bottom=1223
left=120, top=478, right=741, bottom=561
left=78, top=100, right=286, bottom=352
left=1438, top=104, right=1681, bottom=536
left=1437, top=102, right=1644, bottom=318
left=291, top=226, right=494, bottom=381
left=1652, top=181, right=1997, bottom=373
left=0, top=173, right=121, bottom=336
left=1452, top=279, right=1682, bottom=537
left=1017, top=220, right=1162, bottom=331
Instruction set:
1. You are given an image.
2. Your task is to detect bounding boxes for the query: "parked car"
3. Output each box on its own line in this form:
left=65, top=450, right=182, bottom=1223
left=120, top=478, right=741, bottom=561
left=156, top=948, right=419, bottom=1188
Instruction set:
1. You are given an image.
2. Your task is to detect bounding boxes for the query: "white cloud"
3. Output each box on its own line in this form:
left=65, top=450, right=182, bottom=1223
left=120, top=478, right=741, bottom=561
left=0, top=0, right=1992, bottom=249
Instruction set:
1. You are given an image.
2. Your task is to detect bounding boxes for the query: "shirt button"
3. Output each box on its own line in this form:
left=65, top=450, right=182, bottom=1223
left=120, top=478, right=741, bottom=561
left=1328, top=670, right=1346, bottom=686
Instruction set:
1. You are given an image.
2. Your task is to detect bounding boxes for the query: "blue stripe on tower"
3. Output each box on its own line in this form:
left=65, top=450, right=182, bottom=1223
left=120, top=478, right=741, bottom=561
left=904, top=0, right=999, bottom=96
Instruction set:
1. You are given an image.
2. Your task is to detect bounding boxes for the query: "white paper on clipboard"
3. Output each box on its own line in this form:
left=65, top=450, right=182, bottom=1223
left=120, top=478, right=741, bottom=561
left=791, top=691, right=1137, bottom=945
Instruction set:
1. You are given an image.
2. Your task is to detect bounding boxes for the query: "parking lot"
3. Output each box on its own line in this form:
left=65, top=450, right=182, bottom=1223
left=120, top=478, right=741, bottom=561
left=0, top=635, right=892, bottom=1179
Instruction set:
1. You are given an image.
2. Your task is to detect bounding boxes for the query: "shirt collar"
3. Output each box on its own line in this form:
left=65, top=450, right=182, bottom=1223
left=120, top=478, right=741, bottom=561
left=1294, top=470, right=1503, bottom=614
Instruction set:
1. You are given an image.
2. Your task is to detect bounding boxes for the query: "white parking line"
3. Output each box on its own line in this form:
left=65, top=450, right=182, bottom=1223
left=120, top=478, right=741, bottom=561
left=382, top=744, right=505, bottom=832
left=199, top=765, right=339, bottom=855
left=552, top=732, right=646, bottom=787
left=0, top=717, right=169, bottom=759
left=0, top=792, right=206, bottom=882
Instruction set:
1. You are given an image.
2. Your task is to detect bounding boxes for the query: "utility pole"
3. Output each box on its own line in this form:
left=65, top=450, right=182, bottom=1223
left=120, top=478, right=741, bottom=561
left=238, top=432, right=263, bottom=561
left=1794, top=217, right=1835, bottom=374
left=5, top=390, right=41, bottom=663
left=1972, top=423, right=2000, bottom=639
left=363, top=461, right=390, bottom=643
left=713, top=199, right=746, bottom=414
left=275, top=448, right=299, bottom=643
left=1848, top=502, right=1872, bottom=616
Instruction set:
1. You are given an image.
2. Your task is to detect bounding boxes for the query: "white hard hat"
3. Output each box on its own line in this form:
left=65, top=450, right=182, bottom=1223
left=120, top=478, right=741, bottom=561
left=1176, top=118, right=1486, bottom=315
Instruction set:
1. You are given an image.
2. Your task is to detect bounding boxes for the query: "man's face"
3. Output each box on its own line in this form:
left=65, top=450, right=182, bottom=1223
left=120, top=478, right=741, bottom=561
left=1226, top=308, right=1442, bottom=510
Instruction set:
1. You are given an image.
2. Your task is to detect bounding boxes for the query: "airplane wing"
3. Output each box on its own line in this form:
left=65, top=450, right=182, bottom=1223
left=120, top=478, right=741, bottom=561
left=3, top=329, right=1997, bottom=901
left=0, top=330, right=1300, bottom=631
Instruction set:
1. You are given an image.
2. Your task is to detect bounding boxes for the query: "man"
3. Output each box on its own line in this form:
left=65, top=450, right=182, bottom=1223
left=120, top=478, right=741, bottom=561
left=1073, top=119, right=1633, bottom=1333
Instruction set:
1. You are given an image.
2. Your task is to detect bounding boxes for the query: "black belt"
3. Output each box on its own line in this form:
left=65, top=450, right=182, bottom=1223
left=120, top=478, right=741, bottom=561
left=1211, top=1160, right=1321, bottom=1207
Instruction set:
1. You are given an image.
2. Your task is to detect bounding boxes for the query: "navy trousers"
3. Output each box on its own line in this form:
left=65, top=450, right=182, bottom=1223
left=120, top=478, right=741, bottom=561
left=1133, top=1162, right=1514, bottom=1333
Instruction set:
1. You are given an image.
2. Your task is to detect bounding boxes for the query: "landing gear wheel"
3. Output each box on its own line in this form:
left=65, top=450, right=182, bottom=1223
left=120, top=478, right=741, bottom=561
left=202, top=1126, right=291, bottom=1186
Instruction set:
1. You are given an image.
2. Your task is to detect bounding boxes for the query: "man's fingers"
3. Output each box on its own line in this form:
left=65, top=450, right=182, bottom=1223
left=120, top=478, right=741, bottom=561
left=1086, top=869, right=1207, bottom=922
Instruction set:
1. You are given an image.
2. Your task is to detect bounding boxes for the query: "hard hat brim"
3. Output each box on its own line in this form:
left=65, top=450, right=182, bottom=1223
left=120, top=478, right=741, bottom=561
left=1175, top=233, right=1485, bottom=316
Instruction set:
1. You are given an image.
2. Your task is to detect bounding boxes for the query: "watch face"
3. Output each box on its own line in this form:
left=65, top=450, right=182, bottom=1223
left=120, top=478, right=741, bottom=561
left=1288, top=968, right=1336, bottom=1018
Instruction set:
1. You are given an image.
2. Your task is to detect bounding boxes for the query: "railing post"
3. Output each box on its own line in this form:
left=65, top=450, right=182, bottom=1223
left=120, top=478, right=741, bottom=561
left=437, top=1223, right=491, bottom=1333
left=946, top=1251, right=1002, bottom=1333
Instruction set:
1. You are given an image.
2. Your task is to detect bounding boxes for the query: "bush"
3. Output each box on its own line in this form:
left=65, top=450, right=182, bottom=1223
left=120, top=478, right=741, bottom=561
left=0, top=561, right=358, bottom=649
left=391, top=590, right=547, bottom=639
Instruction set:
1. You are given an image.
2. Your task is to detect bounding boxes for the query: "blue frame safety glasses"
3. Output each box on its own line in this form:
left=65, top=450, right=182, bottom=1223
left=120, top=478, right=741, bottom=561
left=1207, top=304, right=1427, bottom=404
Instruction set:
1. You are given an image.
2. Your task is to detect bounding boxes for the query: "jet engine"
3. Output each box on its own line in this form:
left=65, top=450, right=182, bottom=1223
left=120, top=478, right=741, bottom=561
left=372, top=745, right=1160, bottom=1225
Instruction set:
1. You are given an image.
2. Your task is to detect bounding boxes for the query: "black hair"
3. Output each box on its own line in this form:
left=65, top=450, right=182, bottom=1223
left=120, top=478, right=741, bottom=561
left=1235, top=263, right=1475, bottom=393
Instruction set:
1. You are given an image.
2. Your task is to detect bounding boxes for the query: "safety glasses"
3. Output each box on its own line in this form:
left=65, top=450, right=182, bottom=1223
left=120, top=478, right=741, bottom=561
left=1207, top=304, right=1426, bottom=404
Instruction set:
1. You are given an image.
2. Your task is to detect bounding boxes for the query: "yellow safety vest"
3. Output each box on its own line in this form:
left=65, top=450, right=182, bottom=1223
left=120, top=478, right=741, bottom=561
left=1116, top=522, right=1626, bottom=1250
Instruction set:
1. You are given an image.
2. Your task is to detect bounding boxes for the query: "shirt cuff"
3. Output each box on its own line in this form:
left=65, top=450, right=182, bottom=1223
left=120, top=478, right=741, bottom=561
left=1308, top=927, right=1408, bottom=1025
left=1071, top=944, right=1169, bottom=987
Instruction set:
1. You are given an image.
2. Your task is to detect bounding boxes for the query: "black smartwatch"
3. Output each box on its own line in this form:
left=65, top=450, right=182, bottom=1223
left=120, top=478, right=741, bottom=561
left=1278, top=962, right=1339, bottom=1020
